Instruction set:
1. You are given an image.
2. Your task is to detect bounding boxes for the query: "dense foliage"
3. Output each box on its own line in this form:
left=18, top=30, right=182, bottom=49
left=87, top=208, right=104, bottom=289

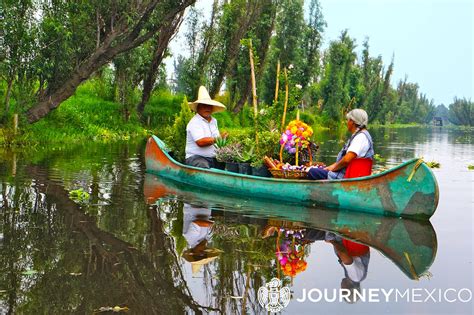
left=1, top=0, right=472, bottom=147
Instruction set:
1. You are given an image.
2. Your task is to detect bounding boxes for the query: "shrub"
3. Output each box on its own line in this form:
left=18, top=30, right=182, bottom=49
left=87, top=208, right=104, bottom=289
left=165, top=97, right=193, bottom=162
left=143, top=89, right=185, bottom=127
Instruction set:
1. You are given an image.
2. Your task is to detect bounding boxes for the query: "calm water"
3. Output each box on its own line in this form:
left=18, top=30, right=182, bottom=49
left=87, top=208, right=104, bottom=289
left=0, top=127, right=472, bottom=314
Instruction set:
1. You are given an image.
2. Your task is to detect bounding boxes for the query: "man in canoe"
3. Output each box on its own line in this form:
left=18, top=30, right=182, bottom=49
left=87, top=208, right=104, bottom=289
left=307, top=108, right=374, bottom=180
left=185, top=86, right=228, bottom=169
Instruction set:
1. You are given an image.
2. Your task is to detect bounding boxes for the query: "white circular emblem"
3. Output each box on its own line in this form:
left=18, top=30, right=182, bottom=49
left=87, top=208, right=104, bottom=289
left=258, top=278, right=291, bottom=313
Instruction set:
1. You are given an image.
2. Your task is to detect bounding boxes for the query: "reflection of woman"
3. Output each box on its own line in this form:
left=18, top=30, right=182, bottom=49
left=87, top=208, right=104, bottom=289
left=182, top=203, right=220, bottom=274
left=326, top=233, right=370, bottom=303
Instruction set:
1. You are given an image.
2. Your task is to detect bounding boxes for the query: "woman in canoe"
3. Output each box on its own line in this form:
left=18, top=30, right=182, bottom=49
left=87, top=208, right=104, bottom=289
left=185, top=86, right=228, bottom=169
left=307, top=109, right=374, bottom=180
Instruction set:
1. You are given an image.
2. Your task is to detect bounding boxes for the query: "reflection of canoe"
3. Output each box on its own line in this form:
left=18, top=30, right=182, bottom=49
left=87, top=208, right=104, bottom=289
left=145, top=135, right=439, bottom=219
left=144, top=174, right=437, bottom=280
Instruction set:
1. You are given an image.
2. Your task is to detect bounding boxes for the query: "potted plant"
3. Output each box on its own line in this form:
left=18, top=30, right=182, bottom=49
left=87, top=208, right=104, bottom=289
left=215, top=143, right=242, bottom=173
left=250, top=158, right=272, bottom=177
left=250, top=131, right=280, bottom=177
left=214, top=137, right=229, bottom=169
left=237, top=145, right=255, bottom=175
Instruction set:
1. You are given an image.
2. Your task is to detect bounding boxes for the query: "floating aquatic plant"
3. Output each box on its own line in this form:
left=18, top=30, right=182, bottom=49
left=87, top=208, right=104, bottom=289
left=69, top=188, right=90, bottom=203
left=426, top=161, right=440, bottom=168
left=373, top=154, right=386, bottom=162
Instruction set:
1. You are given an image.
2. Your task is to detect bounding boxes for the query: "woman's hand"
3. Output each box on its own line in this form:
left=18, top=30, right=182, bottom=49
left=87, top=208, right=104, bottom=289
left=324, top=163, right=337, bottom=172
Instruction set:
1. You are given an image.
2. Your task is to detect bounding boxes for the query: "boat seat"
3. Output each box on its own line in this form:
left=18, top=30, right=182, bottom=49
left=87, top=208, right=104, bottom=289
left=344, top=158, right=373, bottom=179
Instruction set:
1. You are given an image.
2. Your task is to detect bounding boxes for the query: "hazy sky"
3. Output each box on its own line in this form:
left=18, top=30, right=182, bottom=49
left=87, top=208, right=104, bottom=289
left=318, top=0, right=473, bottom=105
left=168, top=0, right=473, bottom=106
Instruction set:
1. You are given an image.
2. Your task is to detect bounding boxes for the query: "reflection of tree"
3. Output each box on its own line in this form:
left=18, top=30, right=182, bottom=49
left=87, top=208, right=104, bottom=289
left=0, top=164, right=217, bottom=314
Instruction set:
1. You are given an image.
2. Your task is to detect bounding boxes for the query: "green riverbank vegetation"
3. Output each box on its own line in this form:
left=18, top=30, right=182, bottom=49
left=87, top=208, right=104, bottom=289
left=1, top=1, right=472, bottom=149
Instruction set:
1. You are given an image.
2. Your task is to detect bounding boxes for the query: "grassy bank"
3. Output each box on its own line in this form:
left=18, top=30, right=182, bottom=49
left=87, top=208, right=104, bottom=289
left=2, top=81, right=451, bottom=149
left=0, top=82, right=255, bottom=148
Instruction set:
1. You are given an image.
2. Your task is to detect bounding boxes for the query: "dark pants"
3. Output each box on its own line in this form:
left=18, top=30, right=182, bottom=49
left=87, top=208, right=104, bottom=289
left=307, top=167, right=329, bottom=180
left=185, top=155, right=220, bottom=169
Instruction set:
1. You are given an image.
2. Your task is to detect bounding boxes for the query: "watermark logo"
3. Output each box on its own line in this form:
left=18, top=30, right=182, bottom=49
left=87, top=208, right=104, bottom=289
left=258, top=278, right=291, bottom=313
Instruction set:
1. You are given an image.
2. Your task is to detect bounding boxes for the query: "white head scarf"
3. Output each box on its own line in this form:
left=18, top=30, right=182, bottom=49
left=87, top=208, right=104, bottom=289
left=346, top=109, right=368, bottom=128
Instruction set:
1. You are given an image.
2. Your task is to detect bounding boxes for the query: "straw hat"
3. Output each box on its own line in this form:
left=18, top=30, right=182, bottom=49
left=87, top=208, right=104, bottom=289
left=189, top=86, right=226, bottom=113
left=189, top=256, right=219, bottom=275
left=182, top=247, right=222, bottom=275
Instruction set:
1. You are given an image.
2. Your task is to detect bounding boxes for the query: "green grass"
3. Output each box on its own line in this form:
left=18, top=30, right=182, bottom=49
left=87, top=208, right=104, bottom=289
left=9, top=79, right=469, bottom=148
left=24, top=92, right=148, bottom=144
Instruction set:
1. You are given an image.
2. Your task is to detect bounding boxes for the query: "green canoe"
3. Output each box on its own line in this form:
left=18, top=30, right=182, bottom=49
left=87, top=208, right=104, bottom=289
left=144, top=174, right=437, bottom=280
left=145, top=135, right=439, bottom=219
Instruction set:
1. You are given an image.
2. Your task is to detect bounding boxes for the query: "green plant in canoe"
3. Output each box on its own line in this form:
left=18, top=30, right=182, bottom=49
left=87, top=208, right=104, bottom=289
left=214, top=137, right=229, bottom=149
left=215, top=143, right=243, bottom=163
left=237, top=145, right=255, bottom=163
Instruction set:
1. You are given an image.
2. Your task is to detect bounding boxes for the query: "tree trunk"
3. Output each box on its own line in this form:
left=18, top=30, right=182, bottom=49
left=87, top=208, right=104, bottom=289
left=233, top=80, right=252, bottom=114
left=137, top=13, right=184, bottom=117
left=4, top=78, right=13, bottom=114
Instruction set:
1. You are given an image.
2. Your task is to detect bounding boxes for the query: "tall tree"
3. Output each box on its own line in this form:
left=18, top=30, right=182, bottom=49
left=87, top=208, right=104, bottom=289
left=260, top=0, right=306, bottom=105
left=300, top=0, right=326, bottom=89
left=1, top=0, right=38, bottom=116
left=318, top=30, right=357, bottom=123
left=231, top=0, right=278, bottom=113
left=208, top=0, right=266, bottom=97
left=137, top=11, right=185, bottom=117
left=21, top=0, right=195, bottom=123
left=448, top=98, right=473, bottom=126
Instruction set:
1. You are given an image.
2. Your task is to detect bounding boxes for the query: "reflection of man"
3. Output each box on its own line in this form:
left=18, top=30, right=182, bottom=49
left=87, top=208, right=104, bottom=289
left=182, top=203, right=220, bottom=274
left=326, top=233, right=370, bottom=303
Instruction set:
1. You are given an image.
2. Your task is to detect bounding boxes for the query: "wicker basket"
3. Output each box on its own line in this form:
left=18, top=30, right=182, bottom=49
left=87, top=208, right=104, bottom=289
left=269, top=168, right=308, bottom=179
left=267, top=141, right=313, bottom=179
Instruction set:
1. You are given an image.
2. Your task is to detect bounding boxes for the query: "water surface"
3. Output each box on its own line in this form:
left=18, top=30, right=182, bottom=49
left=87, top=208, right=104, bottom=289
left=0, top=127, right=472, bottom=314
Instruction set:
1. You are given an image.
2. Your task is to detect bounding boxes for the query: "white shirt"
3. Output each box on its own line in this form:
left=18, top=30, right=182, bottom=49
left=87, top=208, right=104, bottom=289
left=347, top=133, right=370, bottom=158
left=343, top=257, right=366, bottom=282
left=183, top=204, right=212, bottom=248
left=185, top=114, right=220, bottom=159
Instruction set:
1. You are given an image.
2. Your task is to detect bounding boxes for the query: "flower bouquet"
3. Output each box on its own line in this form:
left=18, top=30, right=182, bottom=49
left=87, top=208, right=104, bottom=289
left=265, top=119, right=315, bottom=179
left=280, top=119, right=314, bottom=156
